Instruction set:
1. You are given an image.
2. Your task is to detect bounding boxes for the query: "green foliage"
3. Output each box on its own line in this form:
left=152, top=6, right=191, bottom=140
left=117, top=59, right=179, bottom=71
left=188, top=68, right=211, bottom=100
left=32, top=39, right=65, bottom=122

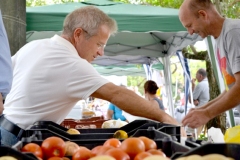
left=115, top=0, right=183, bottom=8
left=26, top=0, right=84, bottom=7
left=115, top=0, right=240, bottom=19
left=221, top=0, right=240, bottom=19
left=127, top=76, right=146, bottom=95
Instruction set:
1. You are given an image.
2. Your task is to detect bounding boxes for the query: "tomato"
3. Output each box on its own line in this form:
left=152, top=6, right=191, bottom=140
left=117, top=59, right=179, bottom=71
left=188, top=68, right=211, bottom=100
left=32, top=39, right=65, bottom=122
left=22, top=143, right=43, bottom=158
left=91, top=145, right=103, bottom=156
left=97, top=146, right=114, bottom=155
left=147, top=149, right=166, bottom=157
left=103, top=138, right=121, bottom=148
left=134, top=152, right=152, bottom=160
left=41, top=137, right=65, bottom=159
left=48, top=157, right=64, bottom=160
left=120, top=137, right=145, bottom=159
left=104, top=148, right=130, bottom=160
left=138, top=136, right=157, bottom=151
left=72, top=146, right=93, bottom=160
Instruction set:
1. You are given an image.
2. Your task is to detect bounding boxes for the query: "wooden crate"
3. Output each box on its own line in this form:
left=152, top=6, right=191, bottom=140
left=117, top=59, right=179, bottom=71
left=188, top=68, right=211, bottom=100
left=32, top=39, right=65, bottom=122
left=60, top=116, right=107, bottom=129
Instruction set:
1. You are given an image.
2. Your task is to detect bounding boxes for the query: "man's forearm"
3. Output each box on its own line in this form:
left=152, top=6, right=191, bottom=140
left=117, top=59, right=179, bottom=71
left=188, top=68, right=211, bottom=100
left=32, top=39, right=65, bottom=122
left=200, top=90, right=226, bottom=109
left=92, top=83, right=179, bottom=125
left=206, top=84, right=240, bottom=119
left=0, top=94, right=3, bottom=114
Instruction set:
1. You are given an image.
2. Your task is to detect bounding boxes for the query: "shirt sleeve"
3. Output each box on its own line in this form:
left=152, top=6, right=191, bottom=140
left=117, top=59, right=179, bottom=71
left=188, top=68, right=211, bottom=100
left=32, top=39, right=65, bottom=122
left=0, top=11, right=13, bottom=98
left=108, top=103, right=114, bottom=111
left=226, top=28, right=240, bottom=74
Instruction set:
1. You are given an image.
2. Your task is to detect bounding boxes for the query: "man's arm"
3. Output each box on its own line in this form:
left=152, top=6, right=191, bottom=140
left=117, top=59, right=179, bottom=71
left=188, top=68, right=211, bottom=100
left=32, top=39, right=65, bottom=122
left=198, top=90, right=227, bottom=109
left=205, top=72, right=240, bottom=119
left=182, top=73, right=240, bottom=128
left=0, top=10, right=13, bottom=111
left=91, top=82, right=179, bottom=125
left=107, top=110, right=113, bottom=120
left=0, top=94, right=3, bottom=114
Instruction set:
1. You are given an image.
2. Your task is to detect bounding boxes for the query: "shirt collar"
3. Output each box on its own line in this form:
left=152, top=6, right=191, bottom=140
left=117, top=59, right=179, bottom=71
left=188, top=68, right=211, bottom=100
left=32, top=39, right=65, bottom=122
left=51, top=35, right=79, bottom=56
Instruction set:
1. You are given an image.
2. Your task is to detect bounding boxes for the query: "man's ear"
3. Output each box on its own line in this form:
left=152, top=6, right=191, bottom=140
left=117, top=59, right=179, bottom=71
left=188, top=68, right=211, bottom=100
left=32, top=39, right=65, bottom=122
left=73, top=28, right=83, bottom=40
left=198, top=10, right=208, bottom=19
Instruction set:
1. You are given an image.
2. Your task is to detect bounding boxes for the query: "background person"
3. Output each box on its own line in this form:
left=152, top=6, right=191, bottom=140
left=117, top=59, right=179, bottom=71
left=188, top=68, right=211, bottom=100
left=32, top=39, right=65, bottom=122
left=0, top=10, right=12, bottom=115
left=0, top=10, right=13, bottom=146
left=107, top=84, right=127, bottom=121
left=191, top=69, right=209, bottom=107
left=179, top=0, right=240, bottom=128
left=107, top=103, right=126, bottom=121
left=189, top=69, right=209, bottom=136
left=1, top=6, right=180, bottom=146
left=144, top=80, right=165, bottom=111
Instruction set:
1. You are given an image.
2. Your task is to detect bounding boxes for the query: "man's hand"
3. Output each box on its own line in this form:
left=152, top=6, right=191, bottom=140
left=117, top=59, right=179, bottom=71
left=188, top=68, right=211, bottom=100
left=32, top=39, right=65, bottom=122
left=182, top=108, right=211, bottom=128
left=191, top=78, right=196, bottom=84
left=193, top=100, right=199, bottom=106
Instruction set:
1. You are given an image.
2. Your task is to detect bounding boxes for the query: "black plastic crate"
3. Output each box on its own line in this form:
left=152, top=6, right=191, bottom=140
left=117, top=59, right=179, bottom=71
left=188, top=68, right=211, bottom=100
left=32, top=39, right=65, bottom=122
left=0, top=146, right=37, bottom=160
left=29, top=120, right=180, bottom=142
left=176, top=143, right=240, bottom=159
left=23, top=127, right=172, bottom=144
left=25, top=124, right=114, bottom=141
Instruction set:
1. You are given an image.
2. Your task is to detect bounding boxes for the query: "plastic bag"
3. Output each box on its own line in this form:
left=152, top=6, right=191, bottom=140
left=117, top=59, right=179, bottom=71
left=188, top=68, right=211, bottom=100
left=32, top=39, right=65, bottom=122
left=224, top=125, right=240, bottom=143
left=208, top=127, right=224, bottom=143
left=101, top=119, right=128, bottom=128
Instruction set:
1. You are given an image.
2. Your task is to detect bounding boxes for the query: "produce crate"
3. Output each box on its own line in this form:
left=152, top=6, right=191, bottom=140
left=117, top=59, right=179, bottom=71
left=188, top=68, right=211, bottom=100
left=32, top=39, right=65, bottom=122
left=176, top=143, right=240, bottom=159
left=30, top=120, right=180, bottom=142
left=0, top=146, right=37, bottom=160
left=16, top=128, right=191, bottom=159
left=60, top=116, right=106, bottom=129
left=23, top=126, right=172, bottom=142
left=24, top=124, right=114, bottom=141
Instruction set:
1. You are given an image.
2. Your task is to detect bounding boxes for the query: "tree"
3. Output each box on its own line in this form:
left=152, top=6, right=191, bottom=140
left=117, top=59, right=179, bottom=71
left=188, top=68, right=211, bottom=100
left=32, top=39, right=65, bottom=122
left=115, top=0, right=239, bottom=19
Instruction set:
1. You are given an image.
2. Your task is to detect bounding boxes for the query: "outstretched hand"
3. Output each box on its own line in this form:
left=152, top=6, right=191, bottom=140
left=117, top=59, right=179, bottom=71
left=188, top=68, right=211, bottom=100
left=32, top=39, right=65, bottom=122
left=182, top=108, right=211, bottom=128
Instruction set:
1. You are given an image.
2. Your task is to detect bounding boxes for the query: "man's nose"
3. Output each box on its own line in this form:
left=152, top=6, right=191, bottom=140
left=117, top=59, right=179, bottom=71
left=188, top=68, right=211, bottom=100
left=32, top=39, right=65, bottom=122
left=97, top=49, right=104, bottom=56
left=187, top=28, right=194, bottom=35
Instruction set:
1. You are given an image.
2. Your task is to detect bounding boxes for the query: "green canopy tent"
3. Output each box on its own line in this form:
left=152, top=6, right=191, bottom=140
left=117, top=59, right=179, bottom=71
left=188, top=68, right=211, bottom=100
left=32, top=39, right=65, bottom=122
left=26, top=0, right=203, bottom=116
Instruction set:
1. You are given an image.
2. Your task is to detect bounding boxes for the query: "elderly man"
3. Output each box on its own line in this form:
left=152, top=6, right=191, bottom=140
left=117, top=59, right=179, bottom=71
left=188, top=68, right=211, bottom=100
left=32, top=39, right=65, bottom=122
left=189, top=69, right=209, bottom=136
left=179, top=0, right=240, bottom=128
left=1, top=6, right=180, bottom=146
left=192, top=69, right=209, bottom=107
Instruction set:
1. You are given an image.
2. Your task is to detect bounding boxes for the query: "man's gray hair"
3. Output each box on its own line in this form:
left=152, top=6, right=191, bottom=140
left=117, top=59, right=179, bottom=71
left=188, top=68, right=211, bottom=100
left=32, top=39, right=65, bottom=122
left=197, top=68, right=207, bottom=77
left=62, top=6, right=118, bottom=37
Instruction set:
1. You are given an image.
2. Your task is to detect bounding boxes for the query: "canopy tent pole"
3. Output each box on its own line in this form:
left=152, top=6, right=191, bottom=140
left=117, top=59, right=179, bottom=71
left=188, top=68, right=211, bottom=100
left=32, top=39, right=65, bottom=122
left=205, top=36, right=235, bottom=127
left=162, top=56, right=174, bottom=117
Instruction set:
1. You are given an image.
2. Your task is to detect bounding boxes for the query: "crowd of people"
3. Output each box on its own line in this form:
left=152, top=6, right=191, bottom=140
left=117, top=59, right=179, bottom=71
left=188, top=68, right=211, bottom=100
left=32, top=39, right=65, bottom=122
left=1, top=0, right=240, bottom=147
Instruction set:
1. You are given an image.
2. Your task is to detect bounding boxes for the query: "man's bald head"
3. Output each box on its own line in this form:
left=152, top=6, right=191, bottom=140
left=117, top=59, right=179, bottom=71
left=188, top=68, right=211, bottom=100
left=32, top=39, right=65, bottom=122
left=180, top=0, right=214, bottom=17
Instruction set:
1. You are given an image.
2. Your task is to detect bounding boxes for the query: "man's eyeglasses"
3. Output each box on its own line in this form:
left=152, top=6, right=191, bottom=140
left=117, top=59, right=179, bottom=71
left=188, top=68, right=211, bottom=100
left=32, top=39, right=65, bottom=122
left=97, top=43, right=106, bottom=50
left=81, top=28, right=106, bottom=50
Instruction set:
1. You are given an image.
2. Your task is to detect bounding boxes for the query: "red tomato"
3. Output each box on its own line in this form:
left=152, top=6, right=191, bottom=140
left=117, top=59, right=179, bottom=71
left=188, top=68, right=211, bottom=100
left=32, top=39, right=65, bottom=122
left=48, top=157, right=64, bottom=160
left=22, top=143, right=43, bottom=158
left=104, top=148, right=130, bottom=160
left=41, top=137, right=65, bottom=159
left=138, top=136, right=157, bottom=151
left=134, top=152, right=152, bottom=160
left=147, top=149, right=166, bottom=157
left=91, top=145, right=103, bottom=156
left=97, top=146, right=114, bottom=155
left=72, top=146, right=93, bottom=160
left=103, top=138, right=121, bottom=148
left=120, top=137, right=145, bottom=159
